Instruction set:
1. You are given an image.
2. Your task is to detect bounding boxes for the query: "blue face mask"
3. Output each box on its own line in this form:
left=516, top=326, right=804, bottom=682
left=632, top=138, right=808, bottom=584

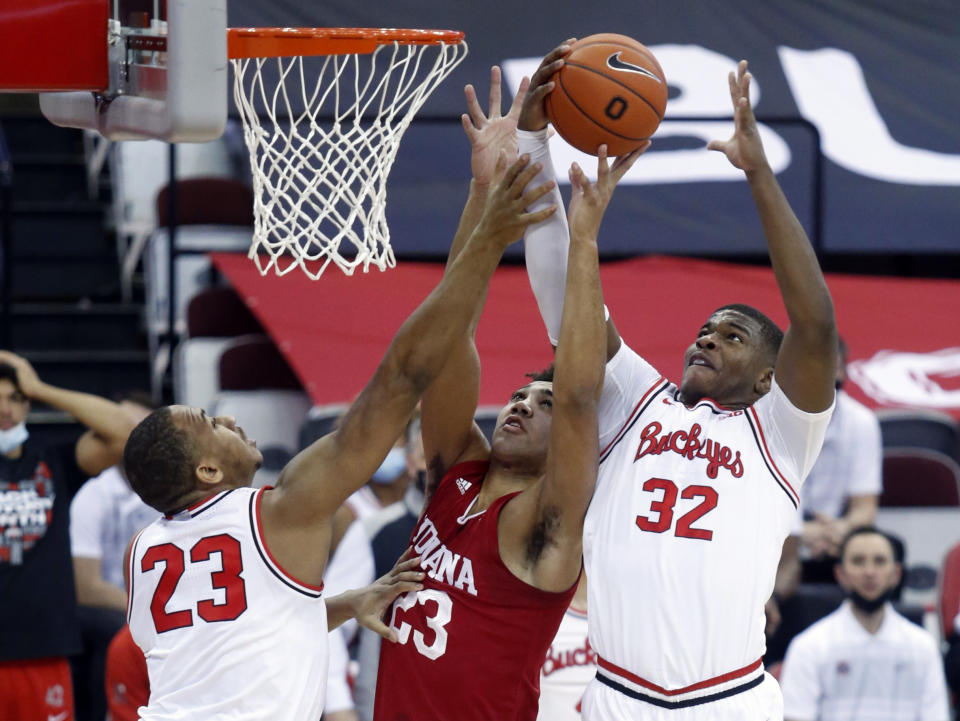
left=371, top=447, right=407, bottom=485
left=0, top=422, right=29, bottom=455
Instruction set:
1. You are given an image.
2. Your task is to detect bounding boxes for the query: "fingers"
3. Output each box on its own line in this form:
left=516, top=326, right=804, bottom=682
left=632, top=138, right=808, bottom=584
left=460, top=113, right=478, bottom=141
left=488, top=66, right=502, bottom=119
left=389, top=555, right=423, bottom=577
left=568, top=161, right=588, bottom=194
left=463, top=84, right=485, bottom=129
left=705, top=139, right=724, bottom=153
left=596, top=144, right=610, bottom=183
left=610, top=145, right=645, bottom=182
left=507, top=76, right=531, bottom=119
left=518, top=178, right=556, bottom=208
left=518, top=205, right=558, bottom=226
left=366, top=618, right=398, bottom=643
left=509, top=157, right=545, bottom=198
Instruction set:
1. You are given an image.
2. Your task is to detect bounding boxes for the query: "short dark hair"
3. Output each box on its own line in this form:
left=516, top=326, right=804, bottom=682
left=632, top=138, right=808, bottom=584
left=525, top=364, right=555, bottom=383
left=123, top=407, right=197, bottom=513
left=838, top=526, right=903, bottom=564
left=713, top=304, right=783, bottom=366
left=0, top=363, right=22, bottom=392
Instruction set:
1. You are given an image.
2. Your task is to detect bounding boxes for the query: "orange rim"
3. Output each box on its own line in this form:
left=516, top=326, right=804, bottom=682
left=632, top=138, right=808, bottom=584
left=227, top=27, right=465, bottom=60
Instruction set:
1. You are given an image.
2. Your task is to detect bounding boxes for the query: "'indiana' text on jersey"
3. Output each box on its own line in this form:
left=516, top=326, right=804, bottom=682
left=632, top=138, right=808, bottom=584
left=374, top=460, right=576, bottom=721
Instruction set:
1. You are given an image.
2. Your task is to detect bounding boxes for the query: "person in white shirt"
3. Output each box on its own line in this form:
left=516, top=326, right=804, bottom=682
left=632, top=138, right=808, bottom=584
left=779, top=527, right=949, bottom=721
left=521, top=48, right=838, bottom=718
left=799, top=339, right=882, bottom=581
left=538, top=575, right=595, bottom=721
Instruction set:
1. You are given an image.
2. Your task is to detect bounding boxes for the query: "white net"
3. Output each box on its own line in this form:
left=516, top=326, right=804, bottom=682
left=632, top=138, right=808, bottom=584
left=231, top=38, right=468, bottom=279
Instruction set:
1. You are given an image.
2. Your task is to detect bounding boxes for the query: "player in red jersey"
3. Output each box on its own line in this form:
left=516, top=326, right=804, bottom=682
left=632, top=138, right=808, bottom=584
left=373, top=68, right=644, bottom=721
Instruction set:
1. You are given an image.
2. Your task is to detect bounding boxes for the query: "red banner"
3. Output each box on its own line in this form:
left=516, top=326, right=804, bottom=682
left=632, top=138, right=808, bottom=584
left=211, top=254, right=960, bottom=419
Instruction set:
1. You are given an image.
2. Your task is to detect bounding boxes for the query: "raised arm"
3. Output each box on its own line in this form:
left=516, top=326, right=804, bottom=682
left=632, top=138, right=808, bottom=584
left=419, top=68, right=531, bottom=493
left=266, top=155, right=557, bottom=530
left=0, top=350, right=136, bottom=475
left=501, top=146, right=643, bottom=591
left=707, top=61, right=837, bottom=412
left=519, top=42, right=645, bottom=361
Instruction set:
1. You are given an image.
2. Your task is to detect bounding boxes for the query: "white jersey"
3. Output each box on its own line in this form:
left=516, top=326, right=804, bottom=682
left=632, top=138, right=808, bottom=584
left=538, top=606, right=595, bottom=721
left=128, top=487, right=328, bottom=721
left=584, top=343, right=833, bottom=708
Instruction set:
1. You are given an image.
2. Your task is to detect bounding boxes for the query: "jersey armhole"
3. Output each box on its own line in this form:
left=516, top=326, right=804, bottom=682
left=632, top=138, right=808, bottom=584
left=250, top=487, right=325, bottom=598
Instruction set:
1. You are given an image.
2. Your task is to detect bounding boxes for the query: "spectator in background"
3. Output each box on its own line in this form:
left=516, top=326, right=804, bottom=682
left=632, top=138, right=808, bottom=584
left=0, top=351, right=137, bottom=721
left=537, top=575, right=594, bottom=721
left=69, top=393, right=159, bottom=721
left=799, top=338, right=883, bottom=583
left=780, top=527, right=949, bottom=721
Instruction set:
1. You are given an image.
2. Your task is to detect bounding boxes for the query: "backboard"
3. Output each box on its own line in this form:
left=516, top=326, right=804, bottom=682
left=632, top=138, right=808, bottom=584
left=0, top=0, right=227, bottom=142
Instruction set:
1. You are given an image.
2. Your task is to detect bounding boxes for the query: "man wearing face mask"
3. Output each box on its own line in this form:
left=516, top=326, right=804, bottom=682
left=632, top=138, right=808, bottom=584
left=0, top=351, right=138, bottom=721
left=779, top=527, right=949, bottom=721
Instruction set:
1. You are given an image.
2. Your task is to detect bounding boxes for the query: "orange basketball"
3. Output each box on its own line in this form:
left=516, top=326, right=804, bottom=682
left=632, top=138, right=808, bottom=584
left=545, top=33, right=668, bottom=156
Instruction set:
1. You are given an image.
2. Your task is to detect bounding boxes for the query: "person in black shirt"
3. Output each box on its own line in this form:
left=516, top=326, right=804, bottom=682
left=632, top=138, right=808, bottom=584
left=0, top=351, right=138, bottom=721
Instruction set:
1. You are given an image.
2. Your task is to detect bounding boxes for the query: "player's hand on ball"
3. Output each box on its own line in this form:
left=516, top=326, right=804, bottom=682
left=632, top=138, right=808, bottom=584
left=706, top=60, right=769, bottom=174
left=567, top=143, right=647, bottom=240
left=355, top=548, right=425, bottom=642
left=518, top=39, right=576, bottom=132
left=462, top=66, right=527, bottom=187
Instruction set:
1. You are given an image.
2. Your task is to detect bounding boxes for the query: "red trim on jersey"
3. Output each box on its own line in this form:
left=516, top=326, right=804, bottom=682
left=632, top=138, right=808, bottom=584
left=253, top=487, right=325, bottom=592
left=126, top=528, right=146, bottom=623
left=163, top=491, right=224, bottom=519
left=746, top=405, right=799, bottom=505
left=597, top=655, right=762, bottom=697
left=600, top=376, right=666, bottom=458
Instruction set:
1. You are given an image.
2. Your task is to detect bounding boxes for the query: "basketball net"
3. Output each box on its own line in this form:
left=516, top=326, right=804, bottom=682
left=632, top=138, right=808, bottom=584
left=231, top=38, right=467, bottom=279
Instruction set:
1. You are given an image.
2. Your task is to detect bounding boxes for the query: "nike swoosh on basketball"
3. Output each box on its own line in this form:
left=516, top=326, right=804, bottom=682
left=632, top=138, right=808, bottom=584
left=606, top=52, right=662, bottom=82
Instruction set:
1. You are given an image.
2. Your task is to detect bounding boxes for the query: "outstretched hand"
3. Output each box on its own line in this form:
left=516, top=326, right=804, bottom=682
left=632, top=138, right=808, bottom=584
left=567, top=143, right=648, bottom=240
left=518, top=39, right=577, bottom=132
left=706, top=60, right=769, bottom=173
left=462, top=67, right=529, bottom=186
left=0, top=350, right=43, bottom=398
left=473, top=152, right=558, bottom=248
left=354, top=548, right=425, bottom=643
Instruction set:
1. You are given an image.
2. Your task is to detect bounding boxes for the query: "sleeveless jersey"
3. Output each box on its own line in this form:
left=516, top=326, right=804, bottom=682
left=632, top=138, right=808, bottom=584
left=538, top=606, right=595, bottom=721
left=374, top=461, right=577, bottom=721
left=584, top=343, right=833, bottom=707
left=128, top=487, right=328, bottom=721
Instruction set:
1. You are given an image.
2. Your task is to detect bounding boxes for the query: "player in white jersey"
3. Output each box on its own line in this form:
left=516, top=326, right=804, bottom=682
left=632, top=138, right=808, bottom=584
left=520, top=51, right=838, bottom=719
left=122, top=145, right=560, bottom=720
left=538, top=576, right=596, bottom=721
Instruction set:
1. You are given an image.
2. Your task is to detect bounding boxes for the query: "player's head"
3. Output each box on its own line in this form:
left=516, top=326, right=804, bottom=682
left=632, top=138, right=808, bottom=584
left=124, top=405, right=263, bottom=513
left=490, top=365, right=555, bottom=472
left=679, top=304, right=783, bottom=408
left=835, top=526, right=902, bottom=614
left=0, top=363, right=29, bottom=432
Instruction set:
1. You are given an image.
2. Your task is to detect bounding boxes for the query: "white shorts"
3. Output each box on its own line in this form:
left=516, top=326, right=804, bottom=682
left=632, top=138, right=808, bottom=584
left=582, top=671, right=783, bottom=721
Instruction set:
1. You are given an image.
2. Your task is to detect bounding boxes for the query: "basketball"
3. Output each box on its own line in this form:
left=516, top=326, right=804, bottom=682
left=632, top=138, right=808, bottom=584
left=545, top=33, right=668, bottom=156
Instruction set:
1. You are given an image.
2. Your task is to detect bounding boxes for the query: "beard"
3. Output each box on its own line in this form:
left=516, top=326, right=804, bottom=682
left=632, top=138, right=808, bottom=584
left=848, top=587, right=894, bottom=613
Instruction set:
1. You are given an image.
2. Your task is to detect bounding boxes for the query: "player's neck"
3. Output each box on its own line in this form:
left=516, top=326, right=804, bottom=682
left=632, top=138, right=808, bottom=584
left=677, top=390, right=751, bottom=411
left=476, top=462, right=539, bottom=511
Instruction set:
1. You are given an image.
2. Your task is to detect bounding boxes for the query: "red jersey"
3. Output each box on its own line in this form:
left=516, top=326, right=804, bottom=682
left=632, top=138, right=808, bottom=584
left=374, top=461, right=577, bottom=721
left=104, top=625, right=148, bottom=721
